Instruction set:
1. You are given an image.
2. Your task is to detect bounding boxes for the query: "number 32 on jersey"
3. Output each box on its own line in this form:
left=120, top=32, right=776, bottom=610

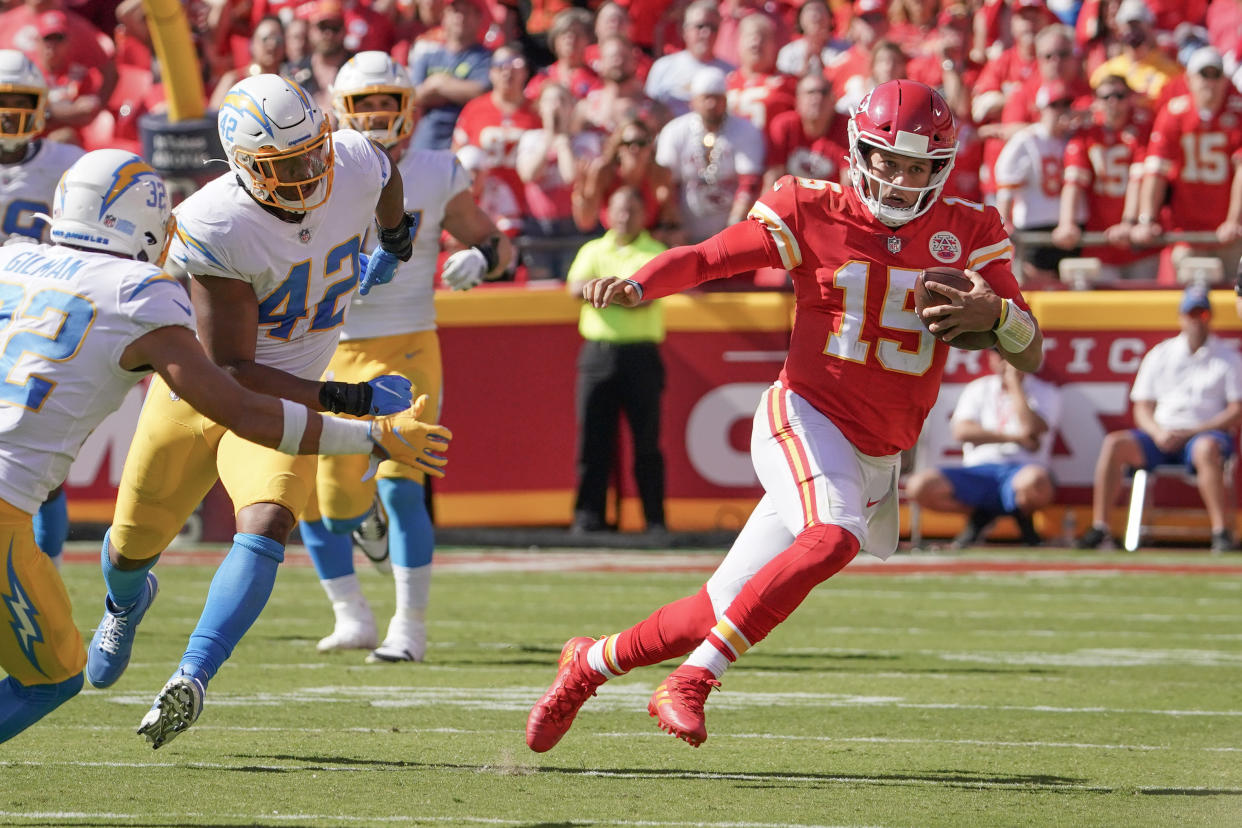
left=825, top=262, right=936, bottom=375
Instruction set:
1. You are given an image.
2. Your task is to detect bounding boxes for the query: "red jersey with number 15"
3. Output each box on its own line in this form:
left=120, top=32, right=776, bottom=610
left=686, top=175, right=1021, bottom=457
left=1144, top=93, right=1242, bottom=232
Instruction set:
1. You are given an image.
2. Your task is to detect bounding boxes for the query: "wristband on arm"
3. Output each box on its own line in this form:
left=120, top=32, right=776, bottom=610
left=378, top=213, right=414, bottom=262
left=319, top=380, right=373, bottom=416
left=993, top=298, right=1036, bottom=353
left=473, top=234, right=501, bottom=274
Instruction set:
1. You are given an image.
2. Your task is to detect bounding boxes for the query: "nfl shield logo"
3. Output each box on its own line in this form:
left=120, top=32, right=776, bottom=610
left=887, top=236, right=902, bottom=254
left=298, top=228, right=312, bottom=244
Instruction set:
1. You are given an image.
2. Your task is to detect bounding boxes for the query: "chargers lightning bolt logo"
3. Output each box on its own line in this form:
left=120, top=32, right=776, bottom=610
left=3, top=540, right=47, bottom=677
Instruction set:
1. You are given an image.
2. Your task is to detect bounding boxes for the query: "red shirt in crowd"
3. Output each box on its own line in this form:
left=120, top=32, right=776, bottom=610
left=764, top=109, right=848, bottom=182
left=453, top=94, right=542, bottom=208
left=726, top=70, right=798, bottom=132
left=1064, top=118, right=1151, bottom=263
left=1144, top=91, right=1242, bottom=232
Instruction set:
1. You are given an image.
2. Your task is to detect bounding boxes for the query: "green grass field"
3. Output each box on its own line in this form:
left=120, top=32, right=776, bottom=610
left=4, top=544, right=1242, bottom=827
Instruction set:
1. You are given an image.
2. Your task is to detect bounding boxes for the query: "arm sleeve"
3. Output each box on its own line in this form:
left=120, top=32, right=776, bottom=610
left=629, top=219, right=783, bottom=300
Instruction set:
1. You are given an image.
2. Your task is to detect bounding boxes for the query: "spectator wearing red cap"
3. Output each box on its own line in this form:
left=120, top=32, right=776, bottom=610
left=0, top=1, right=116, bottom=109
left=1053, top=74, right=1158, bottom=282
left=824, top=0, right=890, bottom=116
left=995, top=78, right=1079, bottom=287
left=1134, top=47, right=1242, bottom=281
left=32, top=10, right=106, bottom=146
left=1089, top=0, right=1183, bottom=107
left=284, top=0, right=354, bottom=112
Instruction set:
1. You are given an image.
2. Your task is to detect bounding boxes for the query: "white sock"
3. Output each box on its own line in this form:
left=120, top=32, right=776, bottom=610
left=683, top=641, right=732, bottom=680
left=392, top=563, right=431, bottom=612
left=586, top=635, right=623, bottom=679
left=321, top=572, right=365, bottom=605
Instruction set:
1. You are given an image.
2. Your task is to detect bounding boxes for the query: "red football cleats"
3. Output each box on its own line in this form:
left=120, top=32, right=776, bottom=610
left=648, top=665, right=721, bottom=748
left=526, top=636, right=606, bottom=753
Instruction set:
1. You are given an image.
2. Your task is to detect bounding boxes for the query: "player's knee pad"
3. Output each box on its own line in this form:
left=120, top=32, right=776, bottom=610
left=322, top=514, right=367, bottom=534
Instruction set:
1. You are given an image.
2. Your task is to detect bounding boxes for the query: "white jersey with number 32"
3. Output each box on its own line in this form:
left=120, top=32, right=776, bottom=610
left=166, top=129, right=390, bottom=378
left=0, top=242, right=196, bottom=514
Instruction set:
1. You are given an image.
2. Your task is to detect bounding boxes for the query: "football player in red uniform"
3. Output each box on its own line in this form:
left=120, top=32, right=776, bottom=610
left=526, top=79, right=1044, bottom=751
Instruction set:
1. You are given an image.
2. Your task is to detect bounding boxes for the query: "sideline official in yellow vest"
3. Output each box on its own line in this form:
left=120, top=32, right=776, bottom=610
left=566, top=187, right=668, bottom=535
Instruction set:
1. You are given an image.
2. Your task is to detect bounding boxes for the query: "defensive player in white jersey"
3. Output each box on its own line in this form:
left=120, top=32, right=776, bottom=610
left=302, top=51, right=512, bottom=663
left=0, top=49, right=84, bottom=570
left=83, top=75, right=434, bottom=749
left=0, top=149, right=450, bottom=745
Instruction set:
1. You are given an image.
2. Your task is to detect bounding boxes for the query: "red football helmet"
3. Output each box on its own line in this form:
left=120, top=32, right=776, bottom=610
left=847, top=80, right=958, bottom=227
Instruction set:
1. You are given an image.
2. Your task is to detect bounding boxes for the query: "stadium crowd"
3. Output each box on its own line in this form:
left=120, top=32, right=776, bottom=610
left=2, top=0, right=1242, bottom=286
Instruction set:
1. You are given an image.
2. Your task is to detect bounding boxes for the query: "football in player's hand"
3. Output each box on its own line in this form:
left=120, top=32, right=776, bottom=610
left=914, top=267, right=998, bottom=351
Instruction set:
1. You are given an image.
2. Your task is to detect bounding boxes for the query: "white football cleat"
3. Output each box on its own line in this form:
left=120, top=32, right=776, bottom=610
left=317, top=597, right=378, bottom=652
left=366, top=615, right=426, bottom=663
left=138, top=672, right=205, bottom=749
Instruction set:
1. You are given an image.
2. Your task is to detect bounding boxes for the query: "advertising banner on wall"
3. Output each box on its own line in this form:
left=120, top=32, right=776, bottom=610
left=64, top=288, right=1242, bottom=538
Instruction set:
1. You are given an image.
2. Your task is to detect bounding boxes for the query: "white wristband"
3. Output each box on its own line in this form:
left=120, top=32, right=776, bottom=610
left=994, top=298, right=1036, bottom=353
left=317, top=414, right=377, bottom=455
left=278, top=399, right=308, bottom=455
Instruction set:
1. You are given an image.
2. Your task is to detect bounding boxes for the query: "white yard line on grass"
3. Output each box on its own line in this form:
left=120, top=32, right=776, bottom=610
left=0, top=814, right=867, bottom=828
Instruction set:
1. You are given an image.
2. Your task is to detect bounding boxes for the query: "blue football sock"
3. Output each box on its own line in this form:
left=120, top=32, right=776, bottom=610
left=300, top=518, right=356, bottom=580
left=100, top=529, right=158, bottom=609
left=181, top=533, right=284, bottom=683
left=380, top=478, right=433, bottom=569
left=33, top=490, right=68, bottom=564
left=0, top=673, right=83, bottom=745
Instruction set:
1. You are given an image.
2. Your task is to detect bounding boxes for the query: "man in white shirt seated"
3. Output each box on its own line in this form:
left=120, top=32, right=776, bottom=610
left=906, top=349, right=1062, bottom=547
left=1076, top=286, right=1242, bottom=552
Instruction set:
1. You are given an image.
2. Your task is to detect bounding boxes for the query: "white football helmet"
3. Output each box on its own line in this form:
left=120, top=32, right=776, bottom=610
left=218, top=74, right=334, bottom=212
left=50, top=149, right=175, bottom=266
left=331, top=51, right=416, bottom=149
left=0, top=49, right=47, bottom=152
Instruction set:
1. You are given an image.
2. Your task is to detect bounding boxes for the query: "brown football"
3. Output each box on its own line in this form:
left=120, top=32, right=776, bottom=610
left=913, top=267, right=997, bottom=351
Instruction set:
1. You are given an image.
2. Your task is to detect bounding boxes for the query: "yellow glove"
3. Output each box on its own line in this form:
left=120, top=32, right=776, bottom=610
left=368, top=394, right=452, bottom=479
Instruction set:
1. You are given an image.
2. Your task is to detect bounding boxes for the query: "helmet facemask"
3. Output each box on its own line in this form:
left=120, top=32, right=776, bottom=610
left=0, top=88, right=45, bottom=153
left=849, top=126, right=957, bottom=227
left=232, top=121, right=335, bottom=212
left=334, top=88, right=415, bottom=149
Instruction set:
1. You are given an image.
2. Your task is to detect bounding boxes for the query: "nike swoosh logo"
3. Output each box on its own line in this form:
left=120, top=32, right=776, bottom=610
left=172, top=300, right=192, bottom=315
left=866, top=496, right=884, bottom=508
left=403, top=350, right=422, bottom=360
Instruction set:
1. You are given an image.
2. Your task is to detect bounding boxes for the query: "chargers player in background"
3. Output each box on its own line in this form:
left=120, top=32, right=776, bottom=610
left=83, top=74, right=436, bottom=749
left=0, top=49, right=83, bottom=571
left=0, top=149, right=450, bottom=745
left=527, top=79, right=1045, bottom=751
left=304, top=52, right=511, bottom=663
